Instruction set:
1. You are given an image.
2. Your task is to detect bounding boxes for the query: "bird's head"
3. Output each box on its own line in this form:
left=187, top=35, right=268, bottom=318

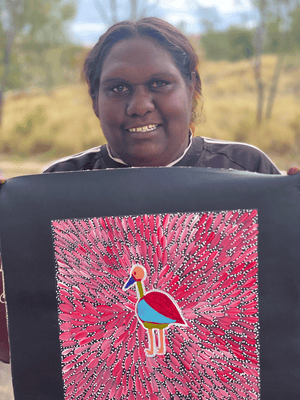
left=123, top=264, right=146, bottom=291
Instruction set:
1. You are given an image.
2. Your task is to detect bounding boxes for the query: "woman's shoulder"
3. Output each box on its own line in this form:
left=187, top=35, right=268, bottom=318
left=43, top=146, right=104, bottom=173
left=191, top=136, right=281, bottom=174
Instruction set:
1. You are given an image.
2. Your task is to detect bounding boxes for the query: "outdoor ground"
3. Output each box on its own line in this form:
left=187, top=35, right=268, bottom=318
left=0, top=362, right=14, bottom=400
left=0, top=52, right=299, bottom=395
left=0, top=159, right=46, bottom=179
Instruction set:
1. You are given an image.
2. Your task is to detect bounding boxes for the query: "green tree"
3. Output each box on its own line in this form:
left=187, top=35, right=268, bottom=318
left=289, top=6, right=300, bottom=51
left=200, top=28, right=254, bottom=62
left=94, top=0, right=161, bottom=25
left=0, top=0, right=77, bottom=125
left=227, top=27, right=254, bottom=61
left=200, top=31, right=230, bottom=60
left=251, top=0, right=300, bottom=124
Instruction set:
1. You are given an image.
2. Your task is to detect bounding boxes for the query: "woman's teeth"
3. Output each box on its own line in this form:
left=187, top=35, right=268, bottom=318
left=128, top=124, right=158, bottom=133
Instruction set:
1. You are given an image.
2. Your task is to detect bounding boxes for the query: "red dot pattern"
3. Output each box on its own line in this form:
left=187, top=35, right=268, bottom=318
left=53, top=210, right=260, bottom=400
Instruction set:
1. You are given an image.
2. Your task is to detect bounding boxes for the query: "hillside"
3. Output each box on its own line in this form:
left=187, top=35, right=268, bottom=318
left=0, top=54, right=299, bottom=177
left=196, top=55, right=300, bottom=169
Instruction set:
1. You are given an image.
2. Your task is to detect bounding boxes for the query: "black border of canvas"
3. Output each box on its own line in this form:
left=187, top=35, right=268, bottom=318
left=0, top=167, right=299, bottom=400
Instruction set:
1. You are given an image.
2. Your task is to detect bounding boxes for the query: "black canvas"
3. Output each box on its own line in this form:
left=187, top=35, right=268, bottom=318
left=0, top=167, right=299, bottom=400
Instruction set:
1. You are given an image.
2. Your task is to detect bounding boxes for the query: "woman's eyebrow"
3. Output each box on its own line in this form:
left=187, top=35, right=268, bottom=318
left=148, top=72, right=176, bottom=80
left=100, top=77, right=126, bottom=85
left=101, top=72, right=176, bottom=86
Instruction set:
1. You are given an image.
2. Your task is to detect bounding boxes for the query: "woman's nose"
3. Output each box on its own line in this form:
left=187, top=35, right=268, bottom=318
left=126, top=87, right=155, bottom=117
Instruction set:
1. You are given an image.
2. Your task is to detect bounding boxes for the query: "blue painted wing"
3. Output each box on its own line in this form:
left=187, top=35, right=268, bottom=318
left=137, top=298, right=176, bottom=324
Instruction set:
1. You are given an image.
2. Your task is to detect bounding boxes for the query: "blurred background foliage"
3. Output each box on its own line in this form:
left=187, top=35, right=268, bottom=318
left=0, top=0, right=300, bottom=178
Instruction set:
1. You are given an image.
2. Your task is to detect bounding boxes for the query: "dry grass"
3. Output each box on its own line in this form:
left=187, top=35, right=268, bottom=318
left=0, top=362, right=14, bottom=400
left=0, top=55, right=298, bottom=398
left=1, top=54, right=299, bottom=174
left=0, top=159, right=45, bottom=178
left=1, top=85, right=104, bottom=159
left=194, top=54, right=300, bottom=170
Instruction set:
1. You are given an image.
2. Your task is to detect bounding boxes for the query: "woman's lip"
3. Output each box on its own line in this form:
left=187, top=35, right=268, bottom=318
left=125, top=124, right=161, bottom=132
left=124, top=125, right=161, bottom=139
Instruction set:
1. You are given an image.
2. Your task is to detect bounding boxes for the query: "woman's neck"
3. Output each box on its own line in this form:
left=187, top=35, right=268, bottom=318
left=106, top=131, right=193, bottom=167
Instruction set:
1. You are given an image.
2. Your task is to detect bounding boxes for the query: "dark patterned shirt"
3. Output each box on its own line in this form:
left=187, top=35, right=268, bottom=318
left=44, top=137, right=280, bottom=175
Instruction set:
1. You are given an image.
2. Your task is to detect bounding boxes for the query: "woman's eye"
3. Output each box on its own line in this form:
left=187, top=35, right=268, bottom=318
left=111, top=85, right=128, bottom=93
left=151, top=81, right=167, bottom=88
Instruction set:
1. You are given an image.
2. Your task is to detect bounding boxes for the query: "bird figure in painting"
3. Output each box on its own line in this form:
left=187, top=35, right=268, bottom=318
left=123, top=264, right=186, bottom=357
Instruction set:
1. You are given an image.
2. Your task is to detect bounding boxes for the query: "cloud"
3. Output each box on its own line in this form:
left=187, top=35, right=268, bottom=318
left=164, top=0, right=188, bottom=9
left=72, top=22, right=107, bottom=34
left=161, top=0, right=252, bottom=13
left=164, top=13, right=198, bottom=31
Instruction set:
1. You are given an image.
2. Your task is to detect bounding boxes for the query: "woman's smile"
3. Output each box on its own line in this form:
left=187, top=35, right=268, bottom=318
left=126, top=124, right=159, bottom=133
left=97, top=37, right=195, bottom=167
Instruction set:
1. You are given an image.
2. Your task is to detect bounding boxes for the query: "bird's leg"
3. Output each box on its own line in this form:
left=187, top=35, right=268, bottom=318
left=145, top=329, right=155, bottom=357
left=156, top=329, right=165, bottom=355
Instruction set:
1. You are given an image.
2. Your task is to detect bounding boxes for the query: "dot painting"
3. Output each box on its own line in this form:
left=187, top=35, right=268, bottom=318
left=52, top=210, right=260, bottom=400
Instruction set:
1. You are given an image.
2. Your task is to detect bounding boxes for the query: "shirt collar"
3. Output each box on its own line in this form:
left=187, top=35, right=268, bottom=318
left=106, top=146, right=127, bottom=166
left=106, top=131, right=193, bottom=167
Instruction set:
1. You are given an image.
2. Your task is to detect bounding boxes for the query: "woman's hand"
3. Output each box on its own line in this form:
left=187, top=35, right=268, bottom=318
left=287, top=167, right=300, bottom=175
left=0, top=171, right=5, bottom=184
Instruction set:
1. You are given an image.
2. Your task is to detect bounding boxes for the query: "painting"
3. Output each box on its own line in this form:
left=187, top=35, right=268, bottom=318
left=53, top=210, right=260, bottom=400
left=0, top=168, right=299, bottom=400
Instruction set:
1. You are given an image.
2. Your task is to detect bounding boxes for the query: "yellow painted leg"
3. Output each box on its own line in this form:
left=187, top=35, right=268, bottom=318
left=156, top=329, right=165, bottom=355
left=145, top=329, right=155, bottom=357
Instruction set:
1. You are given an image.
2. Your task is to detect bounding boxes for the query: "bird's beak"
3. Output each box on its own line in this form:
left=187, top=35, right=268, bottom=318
left=123, top=276, right=136, bottom=291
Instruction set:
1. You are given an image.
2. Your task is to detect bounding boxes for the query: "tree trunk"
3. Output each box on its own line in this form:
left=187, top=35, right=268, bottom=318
left=0, top=28, right=15, bottom=126
left=93, top=0, right=109, bottom=25
left=265, top=54, right=285, bottom=120
left=253, top=28, right=265, bottom=126
left=131, top=0, right=137, bottom=20
left=255, top=72, right=264, bottom=125
left=111, top=0, right=118, bottom=25
left=252, top=0, right=267, bottom=126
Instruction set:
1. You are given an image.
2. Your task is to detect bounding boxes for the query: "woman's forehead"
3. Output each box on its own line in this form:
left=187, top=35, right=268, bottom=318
left=100, top=37, right=180, bottom=83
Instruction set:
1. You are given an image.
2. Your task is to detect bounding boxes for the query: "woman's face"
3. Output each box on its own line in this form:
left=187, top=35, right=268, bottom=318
left=98, top=37, right=195, bottom=167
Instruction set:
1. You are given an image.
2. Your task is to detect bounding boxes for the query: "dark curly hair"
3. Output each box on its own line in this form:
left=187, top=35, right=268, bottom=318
left=84, top=17, right=202, bottom=123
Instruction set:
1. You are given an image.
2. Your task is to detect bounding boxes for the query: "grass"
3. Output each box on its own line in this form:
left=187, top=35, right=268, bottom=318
left=0, top=362, right=14, bottom=400
left=0, top=54, right=299, bottom=176
left=0, top=157, right=46, bottom=178
left=0, top=54, right=298, bottom=399
left=195, top=54, right=300, bottom=171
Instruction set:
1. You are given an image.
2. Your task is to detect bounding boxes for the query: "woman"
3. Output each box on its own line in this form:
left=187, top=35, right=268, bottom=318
left=44, top=17, right=280, bottom=174
left=1, top=17, right=297, bottom=365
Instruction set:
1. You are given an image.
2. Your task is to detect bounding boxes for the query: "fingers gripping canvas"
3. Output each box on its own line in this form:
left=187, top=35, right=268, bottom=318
left=53, top=210, right=260, bottom=400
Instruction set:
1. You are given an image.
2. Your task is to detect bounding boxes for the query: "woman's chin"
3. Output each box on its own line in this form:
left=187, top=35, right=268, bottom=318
left=121, top=152, right=168, bottom=167
left=127, top=156, right=167, bottom=167
left=117, top=145, right=169, bottom=167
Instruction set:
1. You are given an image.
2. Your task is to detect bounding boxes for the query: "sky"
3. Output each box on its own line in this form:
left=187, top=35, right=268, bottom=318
left=165, top=0, right=251, bottom=13
left=70, top=0, right=254, bottom=46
